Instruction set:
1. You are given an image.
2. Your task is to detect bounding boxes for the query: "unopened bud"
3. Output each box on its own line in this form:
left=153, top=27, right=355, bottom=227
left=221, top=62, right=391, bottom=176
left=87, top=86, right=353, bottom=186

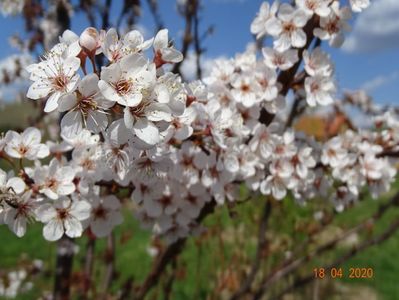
left=79, top=27, right=99, bottom=53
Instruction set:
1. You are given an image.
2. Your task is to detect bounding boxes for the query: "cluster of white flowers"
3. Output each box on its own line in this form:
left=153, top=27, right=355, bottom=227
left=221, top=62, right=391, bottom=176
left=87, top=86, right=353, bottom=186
left=343, top=90, right=380, bottom=115
left=0, top=54, right=32, bottom=85
left=0, top=259, right=42, bottom=298
left=321, top=129, right=396, bottom=211
left=2, top=0, right=396, bottom=245
left=0, top=0, right=24, bottom=17
left=0, top=269, right=30, bottom=298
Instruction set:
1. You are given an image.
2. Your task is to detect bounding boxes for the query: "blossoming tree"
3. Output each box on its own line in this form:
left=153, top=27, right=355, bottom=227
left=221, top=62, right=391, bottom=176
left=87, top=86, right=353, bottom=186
left=2, top=0, right=399, bottom=299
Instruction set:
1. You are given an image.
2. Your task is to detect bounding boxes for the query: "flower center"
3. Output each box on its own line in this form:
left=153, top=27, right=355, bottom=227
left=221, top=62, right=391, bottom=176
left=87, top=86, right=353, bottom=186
left=129, top=101, right=149, bottom=119
left=114, top=79, right=133, bottom=96
left=326, top=20, right=339, bottom=34
left=52, top=74, right=69, bottom=91
left=283, top=22, right=296, bottom=34
left=94, top=205, right=107, bottom=220
left=76, top=92, right=98, bottom=116
left=310, top=81, right=320, bottom=93
left=305, top=0, right=317, bottom=10
left=57, top=208, right=70, bottom=220
left=47, top=178, right=59, bottom=190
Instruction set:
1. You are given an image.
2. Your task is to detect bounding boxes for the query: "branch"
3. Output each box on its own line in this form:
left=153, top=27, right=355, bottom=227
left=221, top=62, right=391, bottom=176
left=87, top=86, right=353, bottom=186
left=271, top=216, right=399, bottom=300
left=193, top=3, right=202, bottom=79
left=82, top=232, right=96, bottom=299
left=146, top=0, right=164, bottom=31
left=171, top=0, right=198, bottom=77
left=253, top=191, right=399, bottom=300
left=53, top=236, right=75, bottom=300
left=134, top=201, right=216, bottom=300
left=102, top=232, right=116, bottom=296
left=230, top=200, right=272, bottom=300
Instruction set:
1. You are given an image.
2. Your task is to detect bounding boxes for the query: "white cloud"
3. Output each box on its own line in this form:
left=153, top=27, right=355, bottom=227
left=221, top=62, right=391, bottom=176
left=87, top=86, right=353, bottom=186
left=360, top=71, right=399, bottom=92
left=343, top=0, right=399, bottom=53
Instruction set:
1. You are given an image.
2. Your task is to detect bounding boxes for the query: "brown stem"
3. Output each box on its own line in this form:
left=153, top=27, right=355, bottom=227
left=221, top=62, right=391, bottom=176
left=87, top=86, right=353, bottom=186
left=82, top=234, right=96, bottom=299
left=253, top=191, right=399, bottom=300
left=230, top=200, right=272, bottom=300
left=146, top=0, right=164, bottom=31
left=270, top=216, right=399, bottom=300
left=53, top=235, right=75, bottom=300
left=162, top=259, right=178, bottom=300
left=102, top=232, right=116, bottom=296
left=171, top=0, right=198, bottom=77
left=193, top=3, right=202, bottom=79
left=134, top=201, right=216, bottom=300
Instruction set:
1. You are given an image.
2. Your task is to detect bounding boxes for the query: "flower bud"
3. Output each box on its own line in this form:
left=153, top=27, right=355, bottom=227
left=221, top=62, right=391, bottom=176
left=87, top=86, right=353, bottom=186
left=79, top=27, right=99, bottom=53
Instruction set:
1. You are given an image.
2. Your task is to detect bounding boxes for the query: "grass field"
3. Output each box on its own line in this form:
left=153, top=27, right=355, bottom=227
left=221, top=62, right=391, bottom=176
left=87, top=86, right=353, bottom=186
left=1, top=187, right=399, bottom=299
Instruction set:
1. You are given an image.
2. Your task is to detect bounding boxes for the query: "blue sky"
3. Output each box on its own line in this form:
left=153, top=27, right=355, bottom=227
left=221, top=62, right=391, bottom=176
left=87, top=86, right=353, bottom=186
left=0, top=0, right=398, bottom=106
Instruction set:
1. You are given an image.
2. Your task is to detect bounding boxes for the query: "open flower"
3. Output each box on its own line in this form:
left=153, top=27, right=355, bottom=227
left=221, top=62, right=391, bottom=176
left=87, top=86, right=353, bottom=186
left=26, top=51, right=80, bottom=112
left=304, top=74, right=335, bottom=106
left=36, top=198, right=91, bottom=241
left=250, top=1, right=279, bottom=39
left=268, top=4, right=310, bottom=51
left=98, top=53, right=156, bottom=107
left=5, top=127, right=49, bottom=160
left=1, top=191, right=37, bottom=237
left=153, top=29, right=183, bottom=67
left=33, top=158, right=76, bottom=200
left=295, top=0, right=331, bottom=17
left=313, top=2, right=351, bottom=48
left=123, top=98, right=172, bottom=145
left=59, top=74, right=113, bottom=137
left=89, top=195, right=123, bottom=237
left=102, top=28, right=153, bottom=63
left=262, top=47, right=298, bottom=70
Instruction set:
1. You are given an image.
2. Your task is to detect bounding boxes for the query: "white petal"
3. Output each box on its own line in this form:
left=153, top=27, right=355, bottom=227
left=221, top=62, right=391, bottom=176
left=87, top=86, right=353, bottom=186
left=98, top=80, right=119, bottom=102
left=58, top=93, right=77, bottom=112
left=160, top=48, right=183, bottom=63
left=43, top=219, right=64, bottom=241
left=153, top=29, right=168, bottom=50
left=133, top=118, right=160, bottom=145
left=79, top=73, right=99, bottom=96
left=61, top=110, right=83, bottom=138
left=71, top=201, right=91, bottom=221
left=57, top=183, right=75, bottom=196
left=146, top=103, right=172, bottom=122
left=44, top=92, right=61, bottom=112
left=64, top=217, right=83, bottom=238
left=87, top=110, right=108, bottom=133
left=6, top=178, right=25, bottom=194
left=27, top=81, right=52, bottom=99
left=22, top=127, right=41, bottom=145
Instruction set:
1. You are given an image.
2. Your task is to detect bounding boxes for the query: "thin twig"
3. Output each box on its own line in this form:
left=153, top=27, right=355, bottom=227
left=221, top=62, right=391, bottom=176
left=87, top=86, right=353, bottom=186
left=230, top=200, right=272, bottom=300
left=270, top=216, right=399, bottom=300
left=102, top=233, right=116, bottom=296
left=253, top=191, right=399, bottom=300
left=53, top=236, right=75, bottom=300
left=146, top=0, right=164, bottom=31
left=82, top=233, right=96, bottom=299
left=171, top=0, right=198, bottom=77
left=134, top=201, right=216, bottom=300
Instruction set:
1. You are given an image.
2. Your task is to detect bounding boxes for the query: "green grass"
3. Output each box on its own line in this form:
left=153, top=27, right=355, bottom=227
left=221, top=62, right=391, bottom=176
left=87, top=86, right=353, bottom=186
left=0, top=101, right=38, bottom=132
left=1, top=189, right=399, bottom=299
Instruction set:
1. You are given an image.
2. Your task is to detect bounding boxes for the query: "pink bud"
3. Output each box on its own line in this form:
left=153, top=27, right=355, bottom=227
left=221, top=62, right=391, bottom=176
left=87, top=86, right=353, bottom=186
left=79, top=27, right=99, bottom=53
